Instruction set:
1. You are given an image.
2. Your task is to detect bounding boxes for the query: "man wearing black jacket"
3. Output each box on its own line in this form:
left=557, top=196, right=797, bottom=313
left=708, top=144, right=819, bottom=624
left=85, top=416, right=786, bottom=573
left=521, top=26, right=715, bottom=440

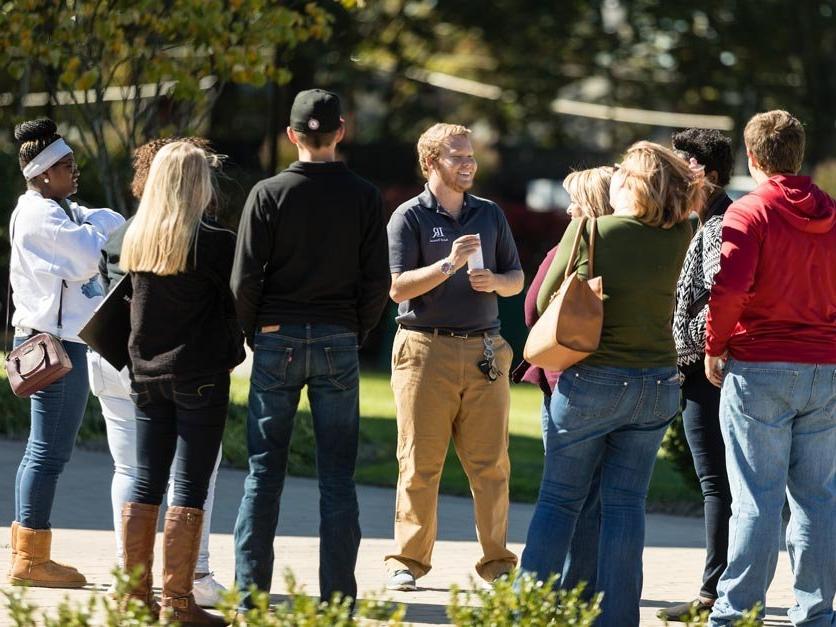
left=231, top=89, right=390, bottom=610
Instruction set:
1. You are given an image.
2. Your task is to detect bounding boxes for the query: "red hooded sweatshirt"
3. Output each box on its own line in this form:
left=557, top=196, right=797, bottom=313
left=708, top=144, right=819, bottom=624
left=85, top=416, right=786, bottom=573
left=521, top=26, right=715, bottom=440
left=706, top=175, right=836, bottom=362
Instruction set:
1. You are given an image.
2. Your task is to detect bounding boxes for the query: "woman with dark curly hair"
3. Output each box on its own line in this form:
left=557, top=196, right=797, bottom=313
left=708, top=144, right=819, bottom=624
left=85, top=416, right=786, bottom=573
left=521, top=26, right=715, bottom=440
left=7, top=118, right=124, bottom=588
left=87, top=136, right=230, bottom=608
left=657, top=128, right=734, bottom=622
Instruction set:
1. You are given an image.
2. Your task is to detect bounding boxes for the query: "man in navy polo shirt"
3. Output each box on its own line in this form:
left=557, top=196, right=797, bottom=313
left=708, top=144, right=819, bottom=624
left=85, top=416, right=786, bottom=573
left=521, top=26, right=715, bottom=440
left=384, top=123, right=524, bottom=590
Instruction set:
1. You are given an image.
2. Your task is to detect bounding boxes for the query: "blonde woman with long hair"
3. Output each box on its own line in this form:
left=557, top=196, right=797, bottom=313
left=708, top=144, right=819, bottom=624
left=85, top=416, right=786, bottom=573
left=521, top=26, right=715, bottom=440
left=119, top=142, right=242, bottom=626
left=520, top=142, right=705, bottom=627
left=89, top=137, right=230, bottom=606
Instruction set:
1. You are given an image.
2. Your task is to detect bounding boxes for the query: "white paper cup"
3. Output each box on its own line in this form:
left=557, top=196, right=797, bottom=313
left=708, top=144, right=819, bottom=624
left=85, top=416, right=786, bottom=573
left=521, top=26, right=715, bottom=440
left=467, top=234, right=484, bottom=271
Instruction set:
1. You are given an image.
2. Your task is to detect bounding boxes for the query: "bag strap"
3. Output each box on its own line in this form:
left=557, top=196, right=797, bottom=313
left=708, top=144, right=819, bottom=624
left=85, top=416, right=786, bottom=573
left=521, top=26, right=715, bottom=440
left=563, top=216, right=598, bottom=279
left=588, top=217, right=597, bottom=278
left=4, top=266, right=11, bottom=356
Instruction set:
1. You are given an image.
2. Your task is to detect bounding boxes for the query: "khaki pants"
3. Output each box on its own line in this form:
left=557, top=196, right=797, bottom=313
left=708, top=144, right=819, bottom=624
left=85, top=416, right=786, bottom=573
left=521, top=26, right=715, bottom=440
left=385, top=328, right=518, bottom=580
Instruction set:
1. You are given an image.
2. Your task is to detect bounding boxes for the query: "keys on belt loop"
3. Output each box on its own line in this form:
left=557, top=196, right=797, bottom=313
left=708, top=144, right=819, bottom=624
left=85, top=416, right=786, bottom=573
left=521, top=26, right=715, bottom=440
left=477, top=333, right=501, bottom=382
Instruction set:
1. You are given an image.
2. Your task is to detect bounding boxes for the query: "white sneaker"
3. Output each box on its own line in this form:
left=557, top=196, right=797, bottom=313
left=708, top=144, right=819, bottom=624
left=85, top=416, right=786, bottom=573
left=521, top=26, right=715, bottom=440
left=192, top=572, right=227, bottom=608
left=385, top=569, right=417, bottom=591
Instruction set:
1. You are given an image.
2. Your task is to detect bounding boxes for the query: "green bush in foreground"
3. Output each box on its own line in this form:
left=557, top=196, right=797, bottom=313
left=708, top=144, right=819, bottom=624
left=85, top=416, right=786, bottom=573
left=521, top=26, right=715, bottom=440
left=660, top=601, right=764, bottom=627
left=2, top=568, right=159, bottom=626
left=448, top=571, right=602, bottom=626
left=1, top=567, right=404, bottom=627
left=3, top=567, right=765, bottom=626
left=224, top=569, right=405, bottom=626
left=2, top=567, right=609, bottom=627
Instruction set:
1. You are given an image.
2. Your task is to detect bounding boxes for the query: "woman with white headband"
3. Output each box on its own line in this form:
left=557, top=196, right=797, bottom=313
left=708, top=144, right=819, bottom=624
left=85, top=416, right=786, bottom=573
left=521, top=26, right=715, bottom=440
left=7, top=118, right=124, bottom=588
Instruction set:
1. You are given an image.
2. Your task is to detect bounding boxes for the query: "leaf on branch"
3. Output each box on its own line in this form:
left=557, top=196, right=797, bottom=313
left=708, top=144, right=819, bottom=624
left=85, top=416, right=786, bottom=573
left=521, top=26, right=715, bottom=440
left=76, top=69, right=100, bottom=91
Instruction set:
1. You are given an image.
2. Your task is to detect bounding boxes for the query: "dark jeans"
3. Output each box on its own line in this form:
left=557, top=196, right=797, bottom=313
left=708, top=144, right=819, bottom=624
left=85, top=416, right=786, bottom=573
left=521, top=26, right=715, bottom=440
left=682, top=367, right=731, bottom=600
left=130, top=372, right=230, bottom=508
left=234, top=324, right=361, bottom=609
left=14, top=338, right=90, bottom=529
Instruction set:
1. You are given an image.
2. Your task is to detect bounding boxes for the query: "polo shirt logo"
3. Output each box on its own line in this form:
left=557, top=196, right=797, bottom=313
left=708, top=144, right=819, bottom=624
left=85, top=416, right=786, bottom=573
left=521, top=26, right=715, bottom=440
left=430, top=226, right=448, bottom=243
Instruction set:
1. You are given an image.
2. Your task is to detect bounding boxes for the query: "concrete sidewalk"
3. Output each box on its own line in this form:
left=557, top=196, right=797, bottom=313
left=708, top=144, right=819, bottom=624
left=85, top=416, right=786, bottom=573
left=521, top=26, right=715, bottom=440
left=0, top=439, right=797, bottom=625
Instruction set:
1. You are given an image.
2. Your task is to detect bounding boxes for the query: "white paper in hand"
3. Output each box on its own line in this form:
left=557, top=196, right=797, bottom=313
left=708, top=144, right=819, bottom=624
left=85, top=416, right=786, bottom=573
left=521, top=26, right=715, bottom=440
left=467, top=233, right=484, bottom=271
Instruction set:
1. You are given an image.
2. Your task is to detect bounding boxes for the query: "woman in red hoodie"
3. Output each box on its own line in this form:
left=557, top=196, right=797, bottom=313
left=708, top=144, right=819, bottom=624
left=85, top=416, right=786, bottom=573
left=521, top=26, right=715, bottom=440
left=704, top=110, right=836, bottom=627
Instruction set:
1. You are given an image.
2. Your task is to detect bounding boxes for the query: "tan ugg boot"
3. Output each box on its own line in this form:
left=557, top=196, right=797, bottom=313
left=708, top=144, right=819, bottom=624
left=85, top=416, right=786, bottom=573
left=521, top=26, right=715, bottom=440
left=121, top=502, right=161, bottom=617
left=9, top=521, right=79, bottom=578
left=9, top=526, right=86, bottom=588
left=160, top=506, right=227, bottom=626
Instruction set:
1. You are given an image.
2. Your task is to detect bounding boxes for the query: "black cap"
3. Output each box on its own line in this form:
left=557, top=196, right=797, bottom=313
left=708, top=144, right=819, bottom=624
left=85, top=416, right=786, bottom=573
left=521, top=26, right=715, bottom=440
left=289, top=89, right=342, bottom=133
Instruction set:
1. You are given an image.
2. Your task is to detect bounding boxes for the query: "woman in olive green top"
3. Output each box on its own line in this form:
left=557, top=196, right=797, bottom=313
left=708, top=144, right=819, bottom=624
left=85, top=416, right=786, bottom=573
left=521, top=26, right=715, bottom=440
left=520, top=141, right=705, bottom=627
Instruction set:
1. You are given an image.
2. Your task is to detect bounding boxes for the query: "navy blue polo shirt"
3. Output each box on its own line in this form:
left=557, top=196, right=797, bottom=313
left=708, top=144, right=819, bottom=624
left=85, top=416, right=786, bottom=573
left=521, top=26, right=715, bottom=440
left=387, top=185, right=522, bottom=332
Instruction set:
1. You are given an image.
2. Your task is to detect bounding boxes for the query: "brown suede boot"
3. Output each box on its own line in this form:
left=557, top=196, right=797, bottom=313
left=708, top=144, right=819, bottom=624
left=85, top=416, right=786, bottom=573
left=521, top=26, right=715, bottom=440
left=160, top=506, right=227, bottom=626
left=121, top=502, right=161, bottom=618
left=9, top=521, right=79, bottom=578
left=9, top=526, right=86, bottom=588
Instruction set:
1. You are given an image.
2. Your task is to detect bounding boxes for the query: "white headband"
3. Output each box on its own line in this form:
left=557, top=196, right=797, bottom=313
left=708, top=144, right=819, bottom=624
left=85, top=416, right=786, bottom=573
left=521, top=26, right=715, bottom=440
left=21, top=138, right=73, bottom=180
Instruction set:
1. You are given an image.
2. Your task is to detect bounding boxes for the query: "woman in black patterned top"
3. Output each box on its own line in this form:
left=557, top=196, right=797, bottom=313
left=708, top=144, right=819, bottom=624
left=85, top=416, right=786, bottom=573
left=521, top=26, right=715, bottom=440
left=659, top=129, right=734, bottom=622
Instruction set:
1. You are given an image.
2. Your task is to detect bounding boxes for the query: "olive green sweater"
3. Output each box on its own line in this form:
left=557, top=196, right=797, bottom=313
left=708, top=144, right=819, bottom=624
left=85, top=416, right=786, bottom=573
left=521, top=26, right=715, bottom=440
left=537, top=216, right=691, bottom=368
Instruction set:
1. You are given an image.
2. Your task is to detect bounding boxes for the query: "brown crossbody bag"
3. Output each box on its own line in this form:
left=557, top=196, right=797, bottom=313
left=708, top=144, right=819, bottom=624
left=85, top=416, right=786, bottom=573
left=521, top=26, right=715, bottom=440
left=4, top=216, right=73, bottom=398
left=523, top=216, right=604, bottom=371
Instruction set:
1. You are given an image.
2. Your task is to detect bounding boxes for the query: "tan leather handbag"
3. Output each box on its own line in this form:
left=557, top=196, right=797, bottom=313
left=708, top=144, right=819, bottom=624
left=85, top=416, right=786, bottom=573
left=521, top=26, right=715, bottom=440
left=523, top=216, right=603, bottom=371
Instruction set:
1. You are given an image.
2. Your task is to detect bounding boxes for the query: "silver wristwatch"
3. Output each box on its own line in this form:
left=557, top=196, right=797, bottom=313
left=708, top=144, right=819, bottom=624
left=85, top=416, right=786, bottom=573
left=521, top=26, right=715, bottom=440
left=440, top=258, right=456, bottom=276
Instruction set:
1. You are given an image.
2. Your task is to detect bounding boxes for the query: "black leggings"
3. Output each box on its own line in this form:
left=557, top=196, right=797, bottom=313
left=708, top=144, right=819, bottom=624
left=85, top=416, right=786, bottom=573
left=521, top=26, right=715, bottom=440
left=130, top=372, right=230, bottom=509
left=682, top=367, right=732, bottom=600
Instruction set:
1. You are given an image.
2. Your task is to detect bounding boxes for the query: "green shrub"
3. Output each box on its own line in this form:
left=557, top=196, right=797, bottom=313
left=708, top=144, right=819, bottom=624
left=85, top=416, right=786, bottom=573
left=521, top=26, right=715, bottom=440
left=660, top=602, right=764, bottom=627
left=659, top=412, right=700, bottom=494
left=221, top=570, right=405, bottom=626
left=2, top=567, right=158, bottom=627
left=2, top=568, right=405, bottom=626
left=447, top=570, right=602, bottom=627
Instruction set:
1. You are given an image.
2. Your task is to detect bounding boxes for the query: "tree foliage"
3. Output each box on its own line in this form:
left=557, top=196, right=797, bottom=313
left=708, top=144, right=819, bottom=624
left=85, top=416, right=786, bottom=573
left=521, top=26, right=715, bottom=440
left=335, top=1, right=835, bottom=167
left=0, top=0, right=358, bottom=212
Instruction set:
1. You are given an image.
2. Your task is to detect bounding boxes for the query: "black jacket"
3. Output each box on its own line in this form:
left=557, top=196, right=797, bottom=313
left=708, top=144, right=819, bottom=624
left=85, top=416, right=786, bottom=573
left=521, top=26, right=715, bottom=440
left=101, top=217, right=245, bottom=382
left=231, top=160, right=391, bottom=344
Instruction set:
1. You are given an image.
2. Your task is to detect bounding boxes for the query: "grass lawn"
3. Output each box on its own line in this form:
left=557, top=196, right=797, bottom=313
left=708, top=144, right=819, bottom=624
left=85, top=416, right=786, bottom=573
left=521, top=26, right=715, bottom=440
left=0, top=366, right=697, bottom=505
left=225, top=371, right=699, bottom=505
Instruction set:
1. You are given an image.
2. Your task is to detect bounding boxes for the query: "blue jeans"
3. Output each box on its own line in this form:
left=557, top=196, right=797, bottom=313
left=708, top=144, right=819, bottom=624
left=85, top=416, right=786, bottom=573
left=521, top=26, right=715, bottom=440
left=14, top=338, right=90, bottom=529
left=540, top=396, right=602, bottom=596
left=709, top=360, right=836, bottom=627
left=234, top=324, right=361, bottom=608
left=521, top=364, right=680, bottom=627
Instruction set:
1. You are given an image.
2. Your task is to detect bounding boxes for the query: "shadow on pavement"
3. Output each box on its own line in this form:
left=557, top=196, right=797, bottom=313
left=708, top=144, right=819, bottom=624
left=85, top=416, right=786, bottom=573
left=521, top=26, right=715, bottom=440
left=0, top=438, right=707, bottom=548
left=263, top=593, right=449, bottom=624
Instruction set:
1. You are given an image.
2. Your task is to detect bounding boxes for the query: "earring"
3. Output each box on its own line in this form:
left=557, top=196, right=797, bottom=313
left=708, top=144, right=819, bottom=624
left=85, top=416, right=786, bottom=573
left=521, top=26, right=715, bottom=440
left=43, top=178, right=49, bottom=184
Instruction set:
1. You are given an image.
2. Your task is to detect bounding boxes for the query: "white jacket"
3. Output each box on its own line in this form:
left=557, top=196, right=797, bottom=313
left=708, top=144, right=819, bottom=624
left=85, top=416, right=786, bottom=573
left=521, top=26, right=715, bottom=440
left=9, top=190, right=125, bottom=343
